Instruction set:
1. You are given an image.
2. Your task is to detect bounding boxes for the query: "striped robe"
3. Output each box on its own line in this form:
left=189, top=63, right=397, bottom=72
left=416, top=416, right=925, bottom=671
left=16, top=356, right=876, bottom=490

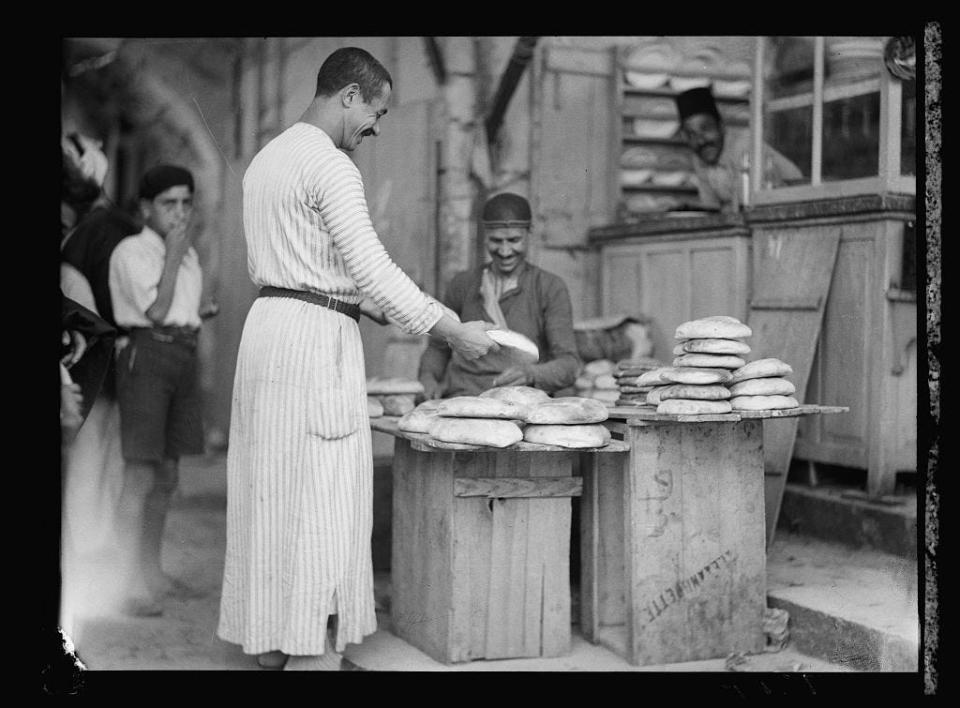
left=217, top=123, right=442, bottom=655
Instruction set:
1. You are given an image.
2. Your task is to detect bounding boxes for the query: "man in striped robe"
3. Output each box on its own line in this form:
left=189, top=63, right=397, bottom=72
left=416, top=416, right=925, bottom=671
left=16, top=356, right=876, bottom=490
left=217, top=47, right=498, bottom=671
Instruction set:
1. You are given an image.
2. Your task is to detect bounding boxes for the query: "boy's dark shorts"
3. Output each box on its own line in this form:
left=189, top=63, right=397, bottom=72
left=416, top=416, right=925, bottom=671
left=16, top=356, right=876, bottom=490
left=115, top=328, right=204, bottom=463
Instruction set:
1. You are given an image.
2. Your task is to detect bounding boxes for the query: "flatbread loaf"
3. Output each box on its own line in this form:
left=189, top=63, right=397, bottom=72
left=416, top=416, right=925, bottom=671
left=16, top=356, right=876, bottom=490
left=657, top=399, right=733, bottom=415
left=589, top=389, right=620, bottom=404
left=380, top=394, right=416, bottom=416
left=728, top=358, right=794, bottom=384
left=397, top=407, right=440, bottom=433
left=583, top=359, right=617, bottom=377
left=479, top=385, right=551, bottom=407
left=674, top=315, right=752, bottom=340
left=366, top=377, right=425, bottom=395
left=437, top=396, right=528, bottom=420
left=646, top=385, right=672, bottom=405
left=672, top=353, right=747, bottom=370
left=523, top=424, right=611, bottom=449
left=659, top=366, right=733, bottom=385
left=486, top=329, right=539, bottom=365
left=524, top=397, right=609, bottom=424
left=679, top=338, right=751, bottom=355
left=428, top=417, right=523, bottom=448
left=367, top=396, right=384, bottom=418
left=637, top=368, right=672, bottom=386
left=730, top=395, right=799, bottom=411
left=658, top=384, right=732, bottom=401
left=593, top=373, right=619, bottom=390
left=728, top=377, right=796, bottom=397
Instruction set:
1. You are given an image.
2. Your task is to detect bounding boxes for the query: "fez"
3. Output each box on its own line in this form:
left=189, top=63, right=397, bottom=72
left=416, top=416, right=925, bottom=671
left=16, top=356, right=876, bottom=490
left=675, top=86, right=721, bottom=123
left=139, top=165, right=195, bottom=201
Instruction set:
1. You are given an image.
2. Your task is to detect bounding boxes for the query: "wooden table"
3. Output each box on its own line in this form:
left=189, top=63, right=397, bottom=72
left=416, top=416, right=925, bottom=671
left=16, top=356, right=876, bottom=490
left=370, top=416, right=629, bottom=664
left=579, top=404, right=848, bottom=666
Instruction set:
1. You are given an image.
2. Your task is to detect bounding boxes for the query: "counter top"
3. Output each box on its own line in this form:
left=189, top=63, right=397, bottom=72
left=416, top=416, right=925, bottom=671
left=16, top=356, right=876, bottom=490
left=370, top=416, right=630, bottom=453
left=606, top=403, right=849, bottom=425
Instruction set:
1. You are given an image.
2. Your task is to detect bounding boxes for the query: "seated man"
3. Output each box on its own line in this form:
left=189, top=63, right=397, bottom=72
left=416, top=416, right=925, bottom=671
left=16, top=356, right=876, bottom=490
left=675, top=86, right=804, bottom=212
left=418, top=192, right=581, bottom=398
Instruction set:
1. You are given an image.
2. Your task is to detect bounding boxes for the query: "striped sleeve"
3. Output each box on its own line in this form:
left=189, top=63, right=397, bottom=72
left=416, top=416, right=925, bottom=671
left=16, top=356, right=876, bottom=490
left=311, top=152, right=442, bottom=336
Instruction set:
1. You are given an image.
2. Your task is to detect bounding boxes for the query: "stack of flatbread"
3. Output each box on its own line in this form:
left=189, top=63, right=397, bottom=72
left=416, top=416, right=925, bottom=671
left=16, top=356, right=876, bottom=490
left=726, top=358, right=799, bottom=411
left=573, top=359, right=621, bottom=405
left=520, top=396, right=612, bottom=449
left=646, top=316, right=754, bottom=415
left=612, top=356, right=664, bottom=407
left=425, top=395, right=528, bottom=447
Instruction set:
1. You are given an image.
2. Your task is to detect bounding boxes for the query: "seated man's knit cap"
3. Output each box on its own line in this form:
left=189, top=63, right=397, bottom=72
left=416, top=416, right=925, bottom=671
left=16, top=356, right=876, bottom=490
left=139, top=165, right=195, bottom=200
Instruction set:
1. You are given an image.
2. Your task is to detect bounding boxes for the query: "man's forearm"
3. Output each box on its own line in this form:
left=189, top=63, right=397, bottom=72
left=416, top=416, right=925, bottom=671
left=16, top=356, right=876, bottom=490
left=145, top=258, right=182, bottom=325
left=529, top=354, right=580, bottom=393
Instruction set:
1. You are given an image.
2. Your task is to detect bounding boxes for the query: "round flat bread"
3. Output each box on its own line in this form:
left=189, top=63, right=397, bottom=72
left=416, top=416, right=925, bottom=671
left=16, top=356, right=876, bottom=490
left=380, top=394, right=416, bottom=416
left=728, top=377, right=796, bottom=397
left=672, top=353, right=746, bottom=370
left=730, top=395, right=799, bottom=411
left=658, top=384, right=732, bottom=401
left=657, top=399, right=733, bottom=415
left=679, top=338, right=751, bottom=355
left=659, top=367, right=733, bottom=385
left=583, top=359, right=617, bottom=377
left=397, top=408, right=440, bottom=433
left=593, top=373, right=619, bottom=390
left=645, top=385, right=672, bottom=405
left=486, top=329, right=539, bottom=365
left=479, top=385, right=551, bottom=407
left=674, top=316, right=752, bottom=340
left=637, top=368, right=672, bottom=386
left=728, top=358, right=794, bottom=384
left=428, top=417, right=523, bottom=447
left=437, top=396, right=528, bottom=420
left=524, top=397, right=609, bottom=424
left=367, top=396, right=384, bottom=418
left=523, top=424, right=611, bottom=449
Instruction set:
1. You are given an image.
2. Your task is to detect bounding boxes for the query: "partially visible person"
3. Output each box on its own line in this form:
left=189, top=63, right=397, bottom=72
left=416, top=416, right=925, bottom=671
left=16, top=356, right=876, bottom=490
left=218, top=46, right=497, bottom=672
left=418, top=192, right=581, bottom=399
left=675, top=86, right=804, bottom=212
left=108, top=164, right=210, bottom=617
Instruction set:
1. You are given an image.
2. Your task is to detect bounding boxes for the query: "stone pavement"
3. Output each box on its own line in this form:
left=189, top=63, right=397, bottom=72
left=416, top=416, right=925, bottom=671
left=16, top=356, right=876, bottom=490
left=60, top=453, right=920, bottom=678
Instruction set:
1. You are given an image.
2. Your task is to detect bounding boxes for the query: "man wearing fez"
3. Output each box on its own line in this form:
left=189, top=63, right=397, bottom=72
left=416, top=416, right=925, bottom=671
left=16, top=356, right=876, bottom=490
left=675, top=86, right=803, bottom=211
left=108, top=165, right=208, bottom=616
left=418, top=192, right=581, bottom=399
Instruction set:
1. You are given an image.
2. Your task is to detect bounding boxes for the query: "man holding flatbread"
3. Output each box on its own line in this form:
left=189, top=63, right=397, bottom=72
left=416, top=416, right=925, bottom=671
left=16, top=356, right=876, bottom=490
left=418, top=192, right=581, bottom=398
left=217, top=47, right=498, bottom=671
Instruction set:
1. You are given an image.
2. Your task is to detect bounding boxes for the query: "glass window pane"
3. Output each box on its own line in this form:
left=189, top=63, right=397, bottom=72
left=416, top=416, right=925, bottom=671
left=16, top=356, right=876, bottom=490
left=821, top=36, right=884, bottom=182
left=762, top=37, right=813, bottom=187
left=900, top=77, right=916, bottom=177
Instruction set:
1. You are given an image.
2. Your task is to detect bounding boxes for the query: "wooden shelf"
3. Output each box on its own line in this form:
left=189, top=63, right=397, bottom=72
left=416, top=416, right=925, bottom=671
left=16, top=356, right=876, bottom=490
left=622, top=135, right=684, bottom=146
left=623, top=86, right=750, bottom=102
left=621, top=183, right=697, bottom=193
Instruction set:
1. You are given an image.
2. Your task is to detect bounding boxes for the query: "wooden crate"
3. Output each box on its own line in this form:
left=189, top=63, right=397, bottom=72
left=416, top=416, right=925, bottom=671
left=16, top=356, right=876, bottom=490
left=390, top=438, right=577, bottom=663
left=581, top=419, right=768, bottom=665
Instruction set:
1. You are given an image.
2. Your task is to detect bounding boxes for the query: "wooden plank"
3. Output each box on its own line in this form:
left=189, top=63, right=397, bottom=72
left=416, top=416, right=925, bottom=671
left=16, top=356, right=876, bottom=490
left=747, top=224, right=842, bottom=547
left=390, top=438, right=455, bottom=662
left=453, top=476, right=582, bottom=498
left=749, top=295, right=822, bottom=310
left=450, top=451, right=495, bottom=661
left=530, top=453, right=573, bottom=657
left=484, top=452, right=537, bottom=659
left=624, top=421, right=766, bottom=666
left=596, top=451, right=627, bottom=629
left=578, top=453, right=601, bottom=642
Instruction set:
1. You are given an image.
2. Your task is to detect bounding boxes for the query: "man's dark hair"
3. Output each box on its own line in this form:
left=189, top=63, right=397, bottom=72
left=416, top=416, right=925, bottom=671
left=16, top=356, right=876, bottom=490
left=138, top=165, right=195, bottom=201
left=315, top=47, right=392, bottom=102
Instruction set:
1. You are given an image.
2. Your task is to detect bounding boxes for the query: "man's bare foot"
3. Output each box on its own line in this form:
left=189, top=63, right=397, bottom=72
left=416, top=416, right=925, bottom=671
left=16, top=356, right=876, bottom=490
left=256, top=651, right=288, bottom=669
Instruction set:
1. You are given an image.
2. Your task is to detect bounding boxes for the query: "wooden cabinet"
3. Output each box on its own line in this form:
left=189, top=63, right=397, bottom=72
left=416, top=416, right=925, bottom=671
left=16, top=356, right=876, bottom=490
left=592, top=218, right=752, bottom=363
left=750, top=197, right=917, bottom=495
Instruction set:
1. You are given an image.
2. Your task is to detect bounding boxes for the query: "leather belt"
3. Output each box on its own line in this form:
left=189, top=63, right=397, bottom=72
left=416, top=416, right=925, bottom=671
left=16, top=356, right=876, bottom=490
left=258, top=286, right=361, bottom=322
